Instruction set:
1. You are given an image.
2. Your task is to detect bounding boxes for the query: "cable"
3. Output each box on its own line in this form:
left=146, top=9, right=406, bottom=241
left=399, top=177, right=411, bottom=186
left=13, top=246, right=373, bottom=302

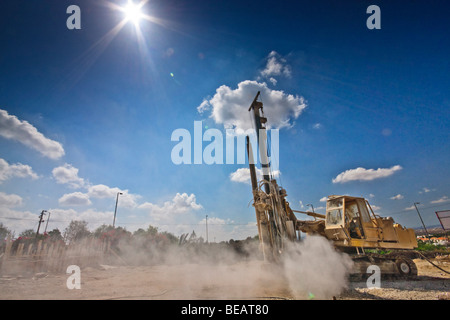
left=415, top=251, right=450, bottom=275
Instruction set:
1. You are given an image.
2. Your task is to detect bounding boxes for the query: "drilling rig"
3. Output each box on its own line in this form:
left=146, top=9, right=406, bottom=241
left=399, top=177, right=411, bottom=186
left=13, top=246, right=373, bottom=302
left=246, top=91, right=418, bottom=279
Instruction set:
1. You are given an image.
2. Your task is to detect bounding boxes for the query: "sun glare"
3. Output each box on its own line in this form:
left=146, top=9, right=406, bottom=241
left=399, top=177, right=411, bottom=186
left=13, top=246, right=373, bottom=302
left=123, top=1, right=142, bottom=24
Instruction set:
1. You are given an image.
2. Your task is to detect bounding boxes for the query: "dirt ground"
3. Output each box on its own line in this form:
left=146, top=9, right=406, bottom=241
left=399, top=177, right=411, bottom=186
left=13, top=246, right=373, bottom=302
left=340, top=258, right=450, bottom=300
left=0, top=257, right=449, bottom=300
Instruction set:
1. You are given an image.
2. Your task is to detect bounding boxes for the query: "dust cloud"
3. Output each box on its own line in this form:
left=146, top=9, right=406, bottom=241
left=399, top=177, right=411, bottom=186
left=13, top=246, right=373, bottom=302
left=110, top=235, right=354, bottom=300
left=281, top=235, right=354, bottom=299
left=1, top=234, right=354, bottom=299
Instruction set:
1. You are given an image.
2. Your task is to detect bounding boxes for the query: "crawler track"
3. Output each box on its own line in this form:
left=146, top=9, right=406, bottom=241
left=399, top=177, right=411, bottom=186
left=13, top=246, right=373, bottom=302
left=349, top=254, right=418, bottom=281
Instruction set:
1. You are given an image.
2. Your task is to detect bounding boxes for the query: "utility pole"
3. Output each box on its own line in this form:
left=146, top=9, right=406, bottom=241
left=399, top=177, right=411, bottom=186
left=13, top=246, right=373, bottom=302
left=36, top=210, right=47, bottom=237
left=414, top=202, right=430, bottom=240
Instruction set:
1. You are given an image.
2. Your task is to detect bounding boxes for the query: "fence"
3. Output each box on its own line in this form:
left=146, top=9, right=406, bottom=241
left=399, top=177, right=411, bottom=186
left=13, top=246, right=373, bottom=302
left=0, top=236, right=111, bottom=276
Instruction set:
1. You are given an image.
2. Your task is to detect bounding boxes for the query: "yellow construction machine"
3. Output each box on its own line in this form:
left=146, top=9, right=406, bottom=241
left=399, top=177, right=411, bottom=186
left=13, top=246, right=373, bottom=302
left=246, top=92, right=418, bottom=279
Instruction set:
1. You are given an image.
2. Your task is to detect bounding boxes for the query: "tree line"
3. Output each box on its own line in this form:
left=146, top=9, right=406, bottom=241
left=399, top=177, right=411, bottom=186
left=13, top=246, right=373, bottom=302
left=0, top=220, right=178, bottom=245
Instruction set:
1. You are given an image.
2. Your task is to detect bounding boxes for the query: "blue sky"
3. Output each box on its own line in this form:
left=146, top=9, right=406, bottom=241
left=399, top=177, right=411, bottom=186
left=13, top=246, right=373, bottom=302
left=0, top=0, right=449, bottom=241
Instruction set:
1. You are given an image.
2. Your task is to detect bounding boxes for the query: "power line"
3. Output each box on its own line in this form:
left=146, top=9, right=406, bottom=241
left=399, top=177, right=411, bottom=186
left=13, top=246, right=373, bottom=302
left=384, top=201, right=450, bottom=217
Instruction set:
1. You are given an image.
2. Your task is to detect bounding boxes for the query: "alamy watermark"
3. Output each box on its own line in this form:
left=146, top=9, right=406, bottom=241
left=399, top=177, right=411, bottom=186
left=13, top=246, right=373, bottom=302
left=66, top=265, right=81, bottom=290
left=366, top=265, right=381, bottom=289
left=171, top=121, right=280, bottom=172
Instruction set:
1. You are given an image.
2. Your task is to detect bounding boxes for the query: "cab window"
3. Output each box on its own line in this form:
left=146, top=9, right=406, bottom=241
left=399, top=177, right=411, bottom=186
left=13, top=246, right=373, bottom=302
left=326, top=198, right=344, bottom=226
left=327, top=208, right=343, bottom=225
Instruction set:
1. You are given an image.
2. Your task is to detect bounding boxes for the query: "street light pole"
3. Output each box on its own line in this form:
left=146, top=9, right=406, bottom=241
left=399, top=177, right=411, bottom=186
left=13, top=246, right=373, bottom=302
left=113, top=192, right=123, bottom=228
left=414, top=202, right=430, bottom=239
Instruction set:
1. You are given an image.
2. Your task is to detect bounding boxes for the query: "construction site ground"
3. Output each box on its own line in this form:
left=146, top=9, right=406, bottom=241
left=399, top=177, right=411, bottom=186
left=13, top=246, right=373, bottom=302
left=0, top=257, right=449, bottom=300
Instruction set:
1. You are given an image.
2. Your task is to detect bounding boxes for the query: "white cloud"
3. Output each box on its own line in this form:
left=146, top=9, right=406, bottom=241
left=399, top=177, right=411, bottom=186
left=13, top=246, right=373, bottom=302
left=58, top=192, right=92, bottom=206
left=0, top=158, right=39, bottom=183
left=0, top=192, right=23, bottom=207
left=313, top=123, right=322, bottom=129
left=431, top=196, right=449, bottom=204
left=268, top=77, right=277, bottom=86
left=419, top=187, right=434, bottom=194
left=0, top=109, right=64, bottom=160
left=52, top=163, right=86, bottom=188
left=405, top=205, right=417, bottom=211
left=319, top=196, right=328, bottom=202
left=138, top=192, right=203, bottom=222
left=0, top=208, right=38, bottom=234
left=46, top=208, right=114, bottom=233
left=197, top=99, right=211, bottom=114
left=390, top=194, right=404, bottom=200
left=229, top=168, right=251, bottom=184
left=0, top=207, right=113, bottom=236
left=332, top=165, right=402, bottom=184
left=229, top=167, right=281, bottom=184
left=87, top=184, right=120, bottom=198
left=199, top=80, right=306, bottom=132
left=199, top=216, right=227, bottom=226
left=87, top=184, right=139, bottom=208
left=260, top=51, right=292, bottom=79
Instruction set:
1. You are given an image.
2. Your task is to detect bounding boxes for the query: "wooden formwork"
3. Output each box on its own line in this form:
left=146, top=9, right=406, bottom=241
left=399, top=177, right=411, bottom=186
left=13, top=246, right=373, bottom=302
left=0, top=237, right=110, bottom=276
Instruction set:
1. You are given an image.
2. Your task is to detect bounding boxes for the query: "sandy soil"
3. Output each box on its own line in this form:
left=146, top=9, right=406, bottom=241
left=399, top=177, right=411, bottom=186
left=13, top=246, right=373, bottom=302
left=0, top=258, right=448, bottom=300
left=339, top=259, right=450, bottom=300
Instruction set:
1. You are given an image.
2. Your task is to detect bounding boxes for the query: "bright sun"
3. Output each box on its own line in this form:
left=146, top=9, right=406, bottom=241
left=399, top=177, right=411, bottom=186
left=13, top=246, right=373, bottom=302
left=123, top=1, right=142, bottom=24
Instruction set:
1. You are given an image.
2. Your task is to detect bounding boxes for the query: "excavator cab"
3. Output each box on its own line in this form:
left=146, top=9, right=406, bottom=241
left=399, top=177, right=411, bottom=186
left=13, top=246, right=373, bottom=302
left=325, top=196, right=370, bottom=240
left=324, top=195, right=417, bottom=250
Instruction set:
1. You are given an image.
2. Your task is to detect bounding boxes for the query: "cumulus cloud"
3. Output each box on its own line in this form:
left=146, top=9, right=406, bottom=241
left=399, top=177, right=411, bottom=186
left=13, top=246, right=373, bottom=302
left=0, top=109, right=64, bottom=160
left=58, top=192, right=92, bottom=206
left=138, top=192, right=203, bottom=222
left=0, top=192, right=23, bottom=207
left=260, top=51, right=292, bottom=79
left=197, top=99, right=211, bottom=114
left=198, top=80, right=306, bottom=132
left=0, top=158, right=39, bottom=183
left=87, top=184, right=140, bottom=208
left=332, top=165, right=402, bottom=184
left=52, top=163, right=86, bottom=188
left=390, top=194, right=404, bottom=200
left=229, top=167, right=281, bottom=184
